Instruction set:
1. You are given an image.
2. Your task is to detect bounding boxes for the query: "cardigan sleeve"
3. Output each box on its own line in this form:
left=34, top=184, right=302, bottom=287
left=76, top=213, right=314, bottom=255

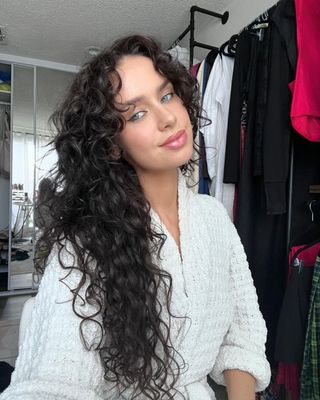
left=209, top=206, right=271, bottom=392
left=0, top=243, right=115, bottom=400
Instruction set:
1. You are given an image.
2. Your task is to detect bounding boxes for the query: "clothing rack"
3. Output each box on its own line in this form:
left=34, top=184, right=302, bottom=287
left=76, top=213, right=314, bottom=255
left=169, top=5, right=229, bottom=67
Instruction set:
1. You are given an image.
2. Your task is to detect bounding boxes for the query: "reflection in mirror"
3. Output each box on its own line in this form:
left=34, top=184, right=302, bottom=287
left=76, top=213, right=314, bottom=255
left=35, top=67, right=74, bottom=186
left=34, top=68, right=74, bottom=270
left=10, top=65, right=35, bottom=291
left=0, top=62, right=11, bottom=291
left=7, top=65, right=75, bottom=292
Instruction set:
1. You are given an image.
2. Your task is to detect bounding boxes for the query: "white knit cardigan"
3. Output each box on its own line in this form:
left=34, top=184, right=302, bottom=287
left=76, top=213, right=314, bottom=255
left=0, top=172, right=270, bottom=400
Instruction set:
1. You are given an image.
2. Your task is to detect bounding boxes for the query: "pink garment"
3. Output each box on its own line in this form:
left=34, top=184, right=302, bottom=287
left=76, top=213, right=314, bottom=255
left=289, top=0, right=320, bottom=141
left=189, top=63, right=200, bottom=78
left=276, top=363, right=301, bottom=400
left=288, top=242, right=320, bottom=274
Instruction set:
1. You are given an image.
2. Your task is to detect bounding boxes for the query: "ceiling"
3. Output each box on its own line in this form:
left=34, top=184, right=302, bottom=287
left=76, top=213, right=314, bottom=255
left=0, top=0, right=233, bottom=67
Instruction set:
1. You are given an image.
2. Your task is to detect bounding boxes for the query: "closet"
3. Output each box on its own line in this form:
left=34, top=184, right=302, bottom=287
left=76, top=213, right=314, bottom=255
left=0, top=62, right=75, bottom=294
left=0, top=62, right=11, bottom=292
left=170, top=1, right=320, bottom=398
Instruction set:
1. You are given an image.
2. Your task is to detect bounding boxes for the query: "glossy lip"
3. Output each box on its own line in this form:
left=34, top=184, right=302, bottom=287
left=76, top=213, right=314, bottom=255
left=160, top=129, right=187, bottom=146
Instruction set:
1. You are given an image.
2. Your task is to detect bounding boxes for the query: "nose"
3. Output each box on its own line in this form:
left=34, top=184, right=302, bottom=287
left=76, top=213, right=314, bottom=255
left=156, top=105, right=177, bottom=131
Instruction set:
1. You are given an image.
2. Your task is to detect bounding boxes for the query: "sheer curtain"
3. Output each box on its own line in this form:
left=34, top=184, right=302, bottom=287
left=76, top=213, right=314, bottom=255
left=11, top=132, right=33, bottom=238
left=36, top=132, right=57, bottom=184
left=11, top=131, right=57, bottom=238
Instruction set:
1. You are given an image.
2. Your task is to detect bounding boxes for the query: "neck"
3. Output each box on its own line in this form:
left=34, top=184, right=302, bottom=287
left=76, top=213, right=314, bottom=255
left=138, top=169, right=179, bottom=215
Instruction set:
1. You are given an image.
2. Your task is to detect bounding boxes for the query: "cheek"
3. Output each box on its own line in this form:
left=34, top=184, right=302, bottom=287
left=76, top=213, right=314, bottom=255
left=178, top=103, right=192, bottom=126
left=119, top=127, right=153, bottom=156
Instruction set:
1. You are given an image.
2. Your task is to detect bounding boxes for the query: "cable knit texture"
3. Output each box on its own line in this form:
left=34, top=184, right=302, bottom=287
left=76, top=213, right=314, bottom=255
left=0, top=172, right=270, bottom=400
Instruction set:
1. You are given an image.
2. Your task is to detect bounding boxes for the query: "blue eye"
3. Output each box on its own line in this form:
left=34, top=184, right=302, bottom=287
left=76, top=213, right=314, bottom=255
left=128, top=111, right=145, bottom=122
left=161, top=93, right=174, bottom=103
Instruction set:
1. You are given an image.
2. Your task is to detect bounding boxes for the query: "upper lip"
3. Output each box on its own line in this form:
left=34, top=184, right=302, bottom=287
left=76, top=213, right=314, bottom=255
left=160, top=130, right=186, bottom=146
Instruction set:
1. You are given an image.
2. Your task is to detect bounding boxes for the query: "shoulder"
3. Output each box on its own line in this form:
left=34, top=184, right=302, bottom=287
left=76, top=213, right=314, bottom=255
left=37, top=239, right=90, bottom=304
left=33, top=239, right=101, bottom=325
left=187, top=191, right=236, bottom=250
left=190, top=191, right=231, bottom=224
left=41, top=240, right=78, bottom=284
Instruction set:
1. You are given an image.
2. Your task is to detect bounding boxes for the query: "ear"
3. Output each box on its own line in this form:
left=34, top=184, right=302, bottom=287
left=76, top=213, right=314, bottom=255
left=110, top=145, right=123, bottom=160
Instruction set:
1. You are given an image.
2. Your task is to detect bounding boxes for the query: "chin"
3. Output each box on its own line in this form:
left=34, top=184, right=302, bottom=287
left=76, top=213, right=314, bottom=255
left=182, top=143, right=194, bottom=163
left=175, top=150, right=193, bottom=169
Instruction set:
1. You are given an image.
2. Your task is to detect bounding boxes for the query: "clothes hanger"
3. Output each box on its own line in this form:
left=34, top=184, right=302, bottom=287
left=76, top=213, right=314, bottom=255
left=289, top=200, right=320, bottom=271
left=290, top=200, right=320, bottom=249
left=219, top=34, right=238, bottom=58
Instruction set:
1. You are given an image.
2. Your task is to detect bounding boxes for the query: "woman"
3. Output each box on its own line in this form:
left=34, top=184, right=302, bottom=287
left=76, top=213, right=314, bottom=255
left=0, top=35, right=270, bottom=400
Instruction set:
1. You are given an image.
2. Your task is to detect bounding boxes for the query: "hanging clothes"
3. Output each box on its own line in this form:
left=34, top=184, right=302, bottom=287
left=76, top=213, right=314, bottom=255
left=223, top=0, right=296, bottom=364
left=258, top=0, right=296, bottom=215
left=289, top=134, right=320, bottom=245
left=275, top=256, right=314, bottom=365
left=224, top=0, right=296, bottom=215
left=187, top=50, right=219, bottom=195
left=300, top=253, right=320, bottom=399
left=289, top=0, right=320, bottom=142
left=197, top=49, right=219, bottom=195
left=168, top=45, right=200, bottom=69
left=276, top=121, right=320, bottom=400
left=275, top=243, right=320, bottom=400
left=187, top=62, right=201, bottom=194
left=202, top=53, right=235, bottom=219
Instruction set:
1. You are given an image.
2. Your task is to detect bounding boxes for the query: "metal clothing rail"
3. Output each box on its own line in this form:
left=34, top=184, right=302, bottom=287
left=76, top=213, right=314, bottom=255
left=169, top=5, right=229, bottom=67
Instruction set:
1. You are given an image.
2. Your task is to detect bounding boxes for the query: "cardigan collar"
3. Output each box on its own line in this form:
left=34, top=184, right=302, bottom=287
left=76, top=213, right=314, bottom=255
left=149, top=169, right=192, bottom=347
left=149, top=169, right=191, bottom=264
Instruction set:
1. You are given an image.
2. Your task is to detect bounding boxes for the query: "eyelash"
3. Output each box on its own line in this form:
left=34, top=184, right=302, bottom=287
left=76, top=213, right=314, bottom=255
left=128, top=92, right=174, bottom=122
left=128, top=111, right=145, bottom=122
left=161, top=92, right=174, bottom=104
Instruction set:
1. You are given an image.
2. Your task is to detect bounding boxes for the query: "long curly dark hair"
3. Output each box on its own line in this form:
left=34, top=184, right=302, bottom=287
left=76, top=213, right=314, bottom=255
left=35, top=35, right=202, bottom=399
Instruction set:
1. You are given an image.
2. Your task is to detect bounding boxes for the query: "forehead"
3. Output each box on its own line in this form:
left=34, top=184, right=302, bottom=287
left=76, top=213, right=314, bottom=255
left=115, top=55, right=166, bottom=102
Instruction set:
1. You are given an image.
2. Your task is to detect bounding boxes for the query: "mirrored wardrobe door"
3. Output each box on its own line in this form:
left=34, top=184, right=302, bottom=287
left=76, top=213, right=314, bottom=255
left=0, top=62, right=12, bottom=292
left=5, top=65, right=75, bottom=293
left=35, top=67, right=74, bottom=185
left=9, top=65, right=35, bottom=291
left=34, top=67, right=74, bottom=289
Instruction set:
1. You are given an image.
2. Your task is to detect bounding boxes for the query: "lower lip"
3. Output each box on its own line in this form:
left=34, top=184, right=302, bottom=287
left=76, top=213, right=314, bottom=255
left=161, top=131, right=187, bottom=149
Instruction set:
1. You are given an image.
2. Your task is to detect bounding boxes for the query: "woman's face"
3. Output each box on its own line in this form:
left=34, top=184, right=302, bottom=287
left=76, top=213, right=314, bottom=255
left=115, top=55, right=193, bottom=176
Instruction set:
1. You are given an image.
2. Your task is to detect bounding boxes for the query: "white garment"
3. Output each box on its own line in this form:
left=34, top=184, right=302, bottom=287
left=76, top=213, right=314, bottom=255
left=186, top=59, right=205, bottom=194
left=202, top=54, right=235, bottom=219
left=0, top=172, right=270, bottom=400
left=168, top=45, right=200, bottom=69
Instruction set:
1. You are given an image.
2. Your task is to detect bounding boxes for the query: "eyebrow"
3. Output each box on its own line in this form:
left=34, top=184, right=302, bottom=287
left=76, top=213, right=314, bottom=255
left=123, top=79, right=171, bottom=106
